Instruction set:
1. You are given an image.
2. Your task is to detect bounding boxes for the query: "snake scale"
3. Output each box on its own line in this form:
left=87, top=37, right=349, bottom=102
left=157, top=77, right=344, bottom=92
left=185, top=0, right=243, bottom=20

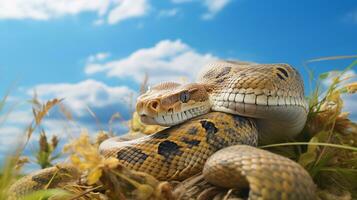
left=9, top=61, right=316, bottom=199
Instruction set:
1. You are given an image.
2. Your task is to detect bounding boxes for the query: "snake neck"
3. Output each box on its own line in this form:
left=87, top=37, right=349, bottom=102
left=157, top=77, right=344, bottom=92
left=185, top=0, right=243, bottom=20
left=100, top=112, right=259, bottom=180
left=211, top=102, right=308, bottom=144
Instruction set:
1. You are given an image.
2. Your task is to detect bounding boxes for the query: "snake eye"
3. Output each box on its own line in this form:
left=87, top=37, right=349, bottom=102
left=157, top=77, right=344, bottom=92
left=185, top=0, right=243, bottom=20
left=179, top=91, right=190, bottom=103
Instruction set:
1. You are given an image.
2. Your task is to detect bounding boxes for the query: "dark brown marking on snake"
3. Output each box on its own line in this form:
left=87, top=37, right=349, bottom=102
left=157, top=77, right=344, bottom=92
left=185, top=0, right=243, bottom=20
left=200, top=120, right=227, bottom=150
left=215, top=67, right=231, bottom=79
left=215, top=78, right=227, bottom=84
left=117, top=146, right=148, bottom=164
left=158, top=140, right=182, bottom=161
left=276, top=73, right=286, bottom=80
left=277, top=67, right=289, bottom=78
left=203, top=71, right=214, bottom=79
left=31, top=170, right=71, bottom=190
left=206, top=131, right=228, bottom=150
left=187, top=127, right=198, bottom=135
left=31, top=175, right=51, bottom=185
left=200, top=120, right=218, bottom=135
left=181, top=137, right=200, bottom=147
left=31, top=167, right=71, bottom=185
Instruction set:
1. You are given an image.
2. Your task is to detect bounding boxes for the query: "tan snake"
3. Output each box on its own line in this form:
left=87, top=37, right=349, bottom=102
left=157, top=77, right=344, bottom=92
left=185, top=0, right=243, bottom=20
left=9, top=60, right=316, bottom=199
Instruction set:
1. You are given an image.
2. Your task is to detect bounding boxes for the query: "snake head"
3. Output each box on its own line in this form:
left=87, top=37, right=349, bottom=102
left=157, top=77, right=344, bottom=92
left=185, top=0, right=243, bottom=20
left=136, top=82, right=213, bottom=126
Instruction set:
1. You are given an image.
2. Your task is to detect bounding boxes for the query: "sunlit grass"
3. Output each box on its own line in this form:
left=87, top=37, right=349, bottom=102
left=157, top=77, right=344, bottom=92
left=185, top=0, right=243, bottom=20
left=0, top=58, right=356, bottom=199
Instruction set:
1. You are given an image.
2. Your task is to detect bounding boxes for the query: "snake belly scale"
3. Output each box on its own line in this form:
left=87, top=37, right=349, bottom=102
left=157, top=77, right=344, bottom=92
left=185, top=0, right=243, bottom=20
left=9, top=61, right=316, bottom=200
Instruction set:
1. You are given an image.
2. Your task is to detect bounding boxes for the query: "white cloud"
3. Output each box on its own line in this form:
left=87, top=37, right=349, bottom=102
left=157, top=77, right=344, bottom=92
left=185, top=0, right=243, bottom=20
left=202, top=0, right=231, bottom=19
left=322, top=70, right=356, bottom=86
left=172, top=0, right=231, bottom=19
left=0, top=79, right=136, bottom=167
left=172, top=0, right=194, bottom=3
left=343, top=94, right=357, bottom=121
left=85, top=39, right=218, bottom=84
left=28, top=79, right=135, bottom=116
left=0, top=79, right=134, bottom=157
left=0, top=126, right=25, bottom=153
left=93, top=18, right=105, bottom=26
left=0, top=82, right=129, bottom=161
left=0, top=79, right=135, bottom=148
left=158, top=8, right=179, bottom=17
left=0, top=110, right=33, bottom=125
left=0, top=0, right=149, bottom=24
left=0, top=110, right=34, bottom=156
left=87, top=52, right=111, bottom=63
left=107, top=0, right=150, bottom=24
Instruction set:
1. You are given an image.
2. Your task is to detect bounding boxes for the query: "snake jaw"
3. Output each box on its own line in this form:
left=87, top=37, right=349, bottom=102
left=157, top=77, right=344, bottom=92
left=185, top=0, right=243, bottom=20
left=139, top=101, right=211, bottom=126
left=139, top=114, right=159, bottom=125
left=154, top=102, right=211, bottom=126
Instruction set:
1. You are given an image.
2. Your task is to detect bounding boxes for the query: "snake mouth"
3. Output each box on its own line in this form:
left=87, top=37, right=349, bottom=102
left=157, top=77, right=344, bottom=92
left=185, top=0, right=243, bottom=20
left=140, top=104, right=211, bottom=126
left=157, top=105, right=210, bottom=126
left=139, top=114, right=159, bottom=125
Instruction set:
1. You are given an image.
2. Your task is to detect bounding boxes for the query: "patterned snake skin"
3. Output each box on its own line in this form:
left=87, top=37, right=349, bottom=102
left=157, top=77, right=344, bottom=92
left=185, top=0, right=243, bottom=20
left=9, top=61, right=316, bottom=199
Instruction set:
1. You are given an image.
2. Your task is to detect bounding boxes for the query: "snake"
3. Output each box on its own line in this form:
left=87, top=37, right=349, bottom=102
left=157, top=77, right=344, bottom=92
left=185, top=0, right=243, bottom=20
left=9, top=60, right=316, bottom=199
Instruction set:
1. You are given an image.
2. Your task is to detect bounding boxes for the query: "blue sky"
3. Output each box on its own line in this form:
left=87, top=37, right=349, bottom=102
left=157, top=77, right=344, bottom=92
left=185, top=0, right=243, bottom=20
left=0, top=0, right=356, bottom=167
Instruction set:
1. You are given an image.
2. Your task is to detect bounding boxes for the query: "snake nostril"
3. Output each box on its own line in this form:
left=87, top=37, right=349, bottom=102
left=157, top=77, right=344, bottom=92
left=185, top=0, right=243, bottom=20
left=150, top=101, right=159, bottom=110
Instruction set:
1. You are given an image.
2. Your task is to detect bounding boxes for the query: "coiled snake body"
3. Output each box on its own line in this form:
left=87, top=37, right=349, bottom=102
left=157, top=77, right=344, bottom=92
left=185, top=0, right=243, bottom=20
left=10, top=61, right=316, bottom=199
